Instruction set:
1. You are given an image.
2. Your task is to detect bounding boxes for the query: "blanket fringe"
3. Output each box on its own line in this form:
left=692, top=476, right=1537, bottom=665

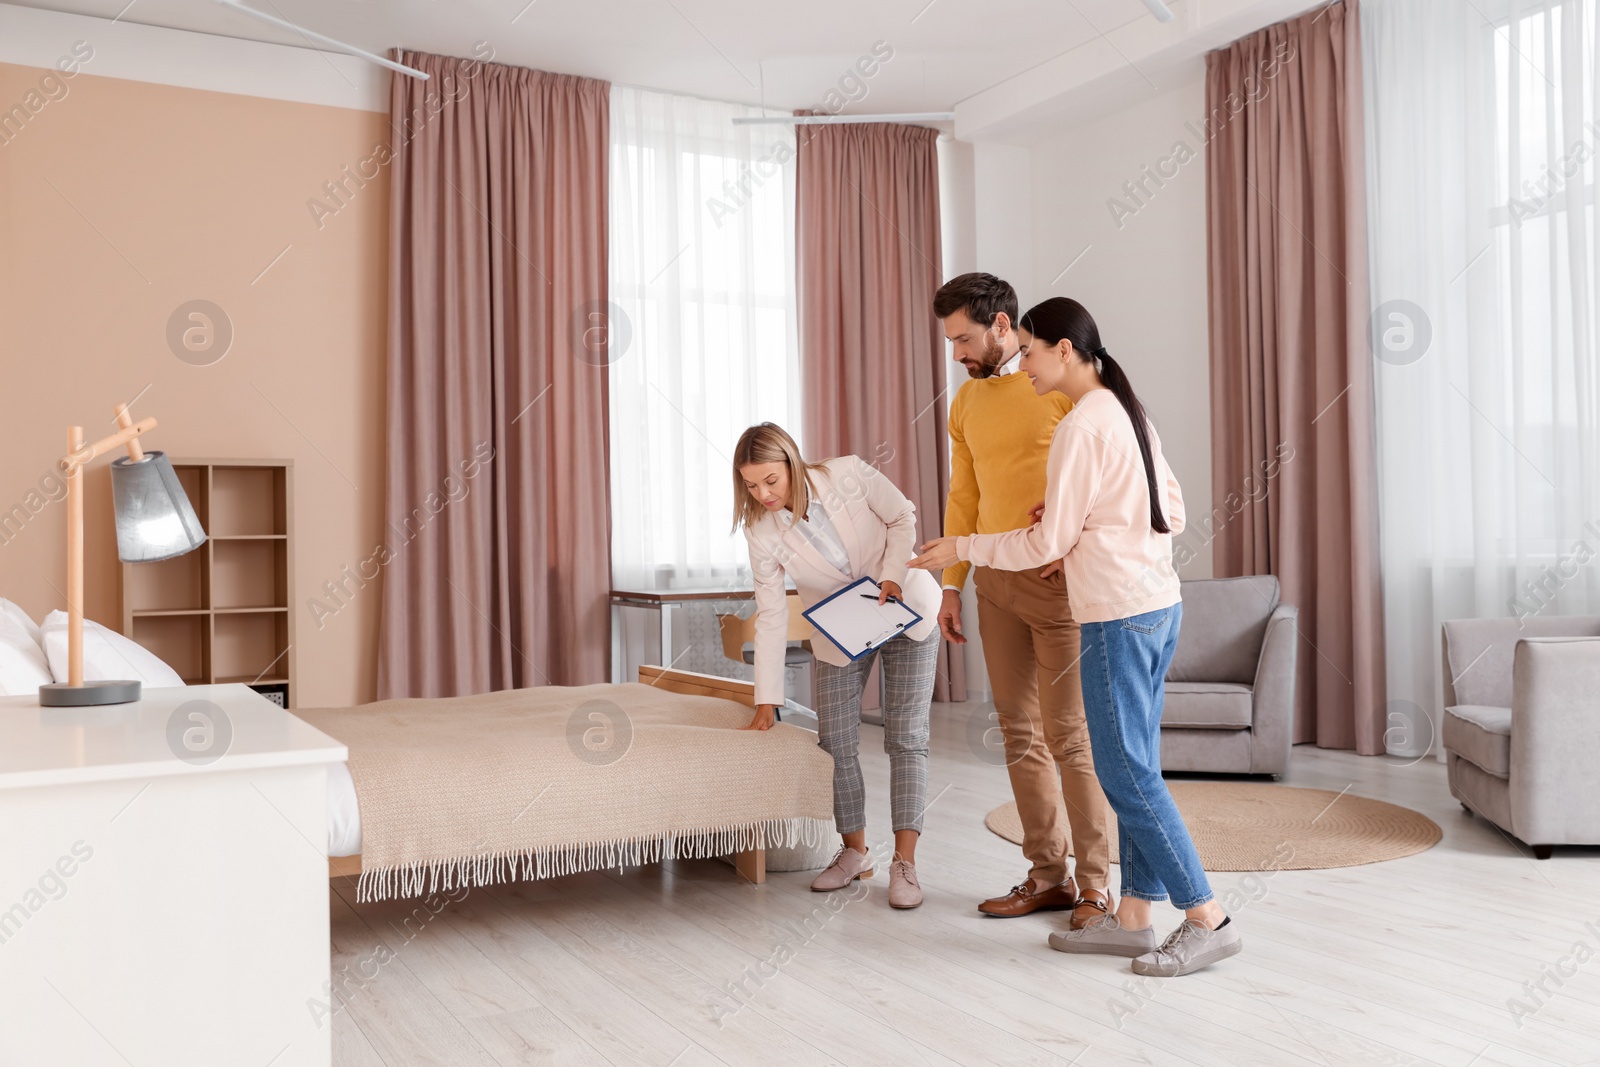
left=354, top=816, right=835, bottom=902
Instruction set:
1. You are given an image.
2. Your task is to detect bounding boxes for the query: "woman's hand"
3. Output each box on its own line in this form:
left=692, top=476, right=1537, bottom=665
left=741, top=704, right=778, bottom=731
left=909, top=537, right=960, bottom=571
left=1027, top=502, right=1061, bottom=577
left=877, top=579, right=903, bottom=605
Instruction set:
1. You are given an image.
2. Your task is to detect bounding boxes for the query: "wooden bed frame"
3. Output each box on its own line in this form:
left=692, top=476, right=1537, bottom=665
left=326, top=666, right=770, bottom=886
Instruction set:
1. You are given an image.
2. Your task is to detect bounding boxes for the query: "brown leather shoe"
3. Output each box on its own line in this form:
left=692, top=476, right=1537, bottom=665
left=1069, top=889, right=1114, bottom=930
left=978, top=877, right=1078, bottom=917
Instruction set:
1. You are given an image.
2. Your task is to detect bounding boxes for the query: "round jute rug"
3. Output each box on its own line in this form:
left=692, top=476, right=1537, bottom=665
left=983, top=782, right=1441, bottom=871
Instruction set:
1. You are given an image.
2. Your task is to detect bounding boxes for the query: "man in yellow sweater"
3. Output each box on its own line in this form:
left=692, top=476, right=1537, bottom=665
left=934, top=272, right=1113, bottom=927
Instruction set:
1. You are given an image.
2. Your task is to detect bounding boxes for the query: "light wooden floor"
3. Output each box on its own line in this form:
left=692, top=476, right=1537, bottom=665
left=327, top=699, right=1600, bottom=1067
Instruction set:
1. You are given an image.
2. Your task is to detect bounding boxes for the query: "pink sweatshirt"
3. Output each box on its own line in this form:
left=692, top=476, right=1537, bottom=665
left=956, top=388, right=1186, bottom=624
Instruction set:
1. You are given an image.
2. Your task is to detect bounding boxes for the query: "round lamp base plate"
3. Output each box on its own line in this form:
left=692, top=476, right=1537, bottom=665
left=39, top=681, right=143, bottom=707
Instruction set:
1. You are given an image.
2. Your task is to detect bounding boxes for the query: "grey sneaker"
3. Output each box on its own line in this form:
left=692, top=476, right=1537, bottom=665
left=810, top=846, right=873, bottom=891
left=1132, top=918, right=1243, bottom=976
left=1047, top=914, right=1157, bottom=958
left=887, top=859, right=923, bottom=909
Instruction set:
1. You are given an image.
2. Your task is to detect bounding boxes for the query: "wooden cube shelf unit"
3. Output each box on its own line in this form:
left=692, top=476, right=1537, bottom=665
left=120, top=459, right=296, bottom=707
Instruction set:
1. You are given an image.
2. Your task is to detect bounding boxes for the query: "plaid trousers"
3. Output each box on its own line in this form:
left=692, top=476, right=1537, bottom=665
left=813, top=630, right=938, bottom=835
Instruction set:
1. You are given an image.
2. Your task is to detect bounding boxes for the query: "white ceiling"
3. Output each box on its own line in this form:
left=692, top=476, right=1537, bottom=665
left=9, top=0, right=1140, bottom=109
left=10, top=0, right=1324, bottom=139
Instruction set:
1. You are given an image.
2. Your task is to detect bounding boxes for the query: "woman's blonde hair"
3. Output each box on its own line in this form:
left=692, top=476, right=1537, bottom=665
left=731, top=422, right=821, bottom=531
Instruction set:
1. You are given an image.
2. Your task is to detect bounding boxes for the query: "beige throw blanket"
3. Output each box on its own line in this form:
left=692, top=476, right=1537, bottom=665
left=297, top=683, right=835, bottom=901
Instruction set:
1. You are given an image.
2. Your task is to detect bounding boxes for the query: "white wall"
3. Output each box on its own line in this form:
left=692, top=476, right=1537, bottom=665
left=1025, top=76, right=1215, bottom=579
left=973, top=143, right=1035, bottom=301
left=936, top=138, right=1046, bottom=699
left=938, top=137, right=976, bottom=283
left=936, top=136, right=989, bottom=698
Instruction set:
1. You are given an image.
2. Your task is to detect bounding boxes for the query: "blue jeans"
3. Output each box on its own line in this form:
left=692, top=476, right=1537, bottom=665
left=1078, top=603, right=1213, bottom=909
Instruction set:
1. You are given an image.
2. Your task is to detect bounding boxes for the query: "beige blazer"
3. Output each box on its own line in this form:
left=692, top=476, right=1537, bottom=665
left=742, top=455, right=941, bottom=707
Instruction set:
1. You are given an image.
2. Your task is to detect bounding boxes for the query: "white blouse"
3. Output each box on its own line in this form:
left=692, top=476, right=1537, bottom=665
left=778, top=502, right=852, bottom=577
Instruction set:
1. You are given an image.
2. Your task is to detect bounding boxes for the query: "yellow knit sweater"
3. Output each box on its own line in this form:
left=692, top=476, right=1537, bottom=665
left=942, top=369, right=1074, bottom=589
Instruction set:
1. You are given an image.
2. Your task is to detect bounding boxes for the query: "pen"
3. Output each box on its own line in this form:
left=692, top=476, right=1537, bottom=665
left=860, top=593, right=901, bottom=604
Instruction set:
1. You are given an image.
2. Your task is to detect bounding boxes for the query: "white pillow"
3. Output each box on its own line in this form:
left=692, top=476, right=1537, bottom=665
left=0, top=598, right=43, bottom=649
left=0, top=605, right=52, bottom=696
left=41, top=610, right=185, bottom=688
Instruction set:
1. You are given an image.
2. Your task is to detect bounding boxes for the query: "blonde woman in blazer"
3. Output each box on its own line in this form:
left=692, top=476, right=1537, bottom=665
left=733, top=422, right=942, bottom=909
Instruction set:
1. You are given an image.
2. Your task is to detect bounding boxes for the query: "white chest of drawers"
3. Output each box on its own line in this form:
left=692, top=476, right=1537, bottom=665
left=0, top=684, right=346, bottom=1067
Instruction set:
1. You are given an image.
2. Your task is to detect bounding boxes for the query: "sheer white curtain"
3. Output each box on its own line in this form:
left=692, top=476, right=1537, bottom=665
left=1366, top=0, right=1600, bottom=757
left=608, top=86, right=801, bottom=590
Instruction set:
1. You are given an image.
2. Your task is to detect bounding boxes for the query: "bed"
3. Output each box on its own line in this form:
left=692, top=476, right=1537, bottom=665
left=0, top=599, right=833, bottom=900
left=307, top=666, right=835, bottom=900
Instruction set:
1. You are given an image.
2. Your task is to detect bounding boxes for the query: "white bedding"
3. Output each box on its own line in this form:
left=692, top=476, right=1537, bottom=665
left=327, top=762, right=362, bottom=857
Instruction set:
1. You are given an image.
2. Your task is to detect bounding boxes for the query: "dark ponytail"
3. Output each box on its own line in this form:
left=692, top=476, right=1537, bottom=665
left=1018, top=297, right=1170, bottom=534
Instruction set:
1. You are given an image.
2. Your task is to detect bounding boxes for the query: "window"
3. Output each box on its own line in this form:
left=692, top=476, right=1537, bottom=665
left=608, top=87, right=801, bottom=588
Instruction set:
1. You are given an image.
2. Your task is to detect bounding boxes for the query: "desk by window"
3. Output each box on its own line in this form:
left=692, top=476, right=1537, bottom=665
left=609, top=586, right=798, bottom=684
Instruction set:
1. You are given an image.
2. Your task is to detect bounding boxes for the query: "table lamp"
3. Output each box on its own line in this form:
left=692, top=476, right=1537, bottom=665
left=38, top=403, right=207, bottom=707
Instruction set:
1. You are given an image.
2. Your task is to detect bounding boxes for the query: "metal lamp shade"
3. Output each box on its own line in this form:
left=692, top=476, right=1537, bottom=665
left=109, top=451, right=207, bottom=562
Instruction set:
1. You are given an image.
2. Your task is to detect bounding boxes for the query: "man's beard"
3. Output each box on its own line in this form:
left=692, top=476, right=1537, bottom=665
left=966, top=334, right=1008, bottom=379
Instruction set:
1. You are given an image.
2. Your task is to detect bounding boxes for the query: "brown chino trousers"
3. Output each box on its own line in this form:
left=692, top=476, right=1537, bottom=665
left=973, top=564, right=1113, bottom=890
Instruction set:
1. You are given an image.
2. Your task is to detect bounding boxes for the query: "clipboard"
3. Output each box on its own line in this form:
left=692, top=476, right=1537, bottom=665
left=802, top=576, right=924, bottom=661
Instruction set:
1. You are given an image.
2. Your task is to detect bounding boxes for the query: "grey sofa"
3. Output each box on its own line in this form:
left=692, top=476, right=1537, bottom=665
left=1160, top=576, right=1299, bottom=775
left=1442, top=616, right=1600, bottom=858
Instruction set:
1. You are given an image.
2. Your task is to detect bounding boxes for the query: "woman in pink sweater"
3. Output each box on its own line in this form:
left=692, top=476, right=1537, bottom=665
left=911, top=297, right=1240, bottom=977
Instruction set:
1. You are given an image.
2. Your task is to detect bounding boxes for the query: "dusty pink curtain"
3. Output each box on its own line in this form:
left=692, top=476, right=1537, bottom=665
left=796, top=122, right=966, bottom=703
left=377, top=51, right=611, bottom=699
left=1205, top=0, right=1385, bottom=752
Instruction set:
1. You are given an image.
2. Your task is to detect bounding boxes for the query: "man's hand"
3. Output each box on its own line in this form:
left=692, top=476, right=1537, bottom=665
left=741, top=704, right=778, bottom=731
left=1039, top=559, right=1064, bottom=580
left=1029, top=500, right=1047, bottom=524
left=877, top=579, right=903, bottom=605
left=938, top=588, right=967, bottom=645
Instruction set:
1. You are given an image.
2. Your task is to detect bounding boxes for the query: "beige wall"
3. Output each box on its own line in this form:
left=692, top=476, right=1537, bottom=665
left=0, top=60, right=389, bottom=707
left=1027, top=77, right=1215, bottom=579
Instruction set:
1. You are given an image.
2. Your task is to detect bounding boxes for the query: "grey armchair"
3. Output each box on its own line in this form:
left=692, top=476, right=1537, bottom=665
left=1160, top=576, right=1299, bottom=775
left=1441, top=616, right=1600, bottom=858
